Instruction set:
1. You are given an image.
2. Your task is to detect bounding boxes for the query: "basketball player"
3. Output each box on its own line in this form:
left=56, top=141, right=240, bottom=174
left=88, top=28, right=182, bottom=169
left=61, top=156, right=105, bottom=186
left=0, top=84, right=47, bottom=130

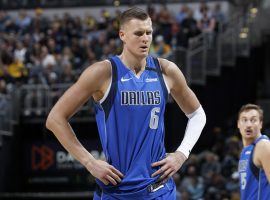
left=46, top=7, right=206, bottom=199
left=238, top=104, right=270, bottom=200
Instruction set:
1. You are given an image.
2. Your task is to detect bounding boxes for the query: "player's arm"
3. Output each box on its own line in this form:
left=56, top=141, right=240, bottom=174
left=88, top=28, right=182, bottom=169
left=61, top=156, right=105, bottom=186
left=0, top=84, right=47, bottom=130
left=46, top=61, right=123, bottom=185
left=254, top=140, right=270, bottom=182
left=152, top=58, right=206, bottom=182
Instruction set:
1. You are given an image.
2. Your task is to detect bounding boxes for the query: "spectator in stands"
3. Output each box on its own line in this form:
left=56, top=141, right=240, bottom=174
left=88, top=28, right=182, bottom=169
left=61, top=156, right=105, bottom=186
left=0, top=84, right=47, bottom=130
left=46, top=38, right=59, bottom=54
left=15, top=9, right=32, bottom=33
left=211, top=3, right=226, bottom=32
left=171, top=21, right=188, bottom=48
left=92, top=32, right=107, bottom=60
left=25, top=42, right=42, bottom=78
left=181, top=9, right=201, bottom=44
left=40, top=45, right=56, bottom=69
left=61, top=46, right=74, bottom=67
left=200, top=151, right=221, bottom=181
left=197, top=8, right=216, bottom=33
left=84, top=13, right=97, bottom=32
left=31, top=8, right=49, bottom=33
left=0, top=79, right=7, bottom=94
left=151, top=35, right=172, bottom=58
left=0, top=10, right=12, bottom=32
left=197, top=7, right=216, bottom=47
left=211, top=126, right=226, bottom=157
left=1, top=50, right=28, bottom=84
left=194, top=2, right=211, bottom=22
left=100, top=44, right=113, bottom=60
left=204, top=172, right=227, bottom=199
left=181, top=165, right=204, bottom=199
left=221, top=136, right=240, bottom=177
left=175, top=5, right=189, bottom=24
left=81, top=48, right=97, bottom=70
left=225, top=171, right=240, bottom=193
left=60, top=62, right=76, bottom=83
left=157, top=5, right=173, bottom=44
left=98, top=9, right=111, bottom=30
left=106, top=23, right=118, bottom=40
left=147, top=5, right=158, bottom=25
left=14, top=41, right=27, bottom=63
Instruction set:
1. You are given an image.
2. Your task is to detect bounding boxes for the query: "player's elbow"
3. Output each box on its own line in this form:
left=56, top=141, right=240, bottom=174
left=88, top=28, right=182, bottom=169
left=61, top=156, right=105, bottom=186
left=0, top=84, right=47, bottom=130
left=45, top=110, right=60, bottom=133
left=45, top=112, right=54, bottom=132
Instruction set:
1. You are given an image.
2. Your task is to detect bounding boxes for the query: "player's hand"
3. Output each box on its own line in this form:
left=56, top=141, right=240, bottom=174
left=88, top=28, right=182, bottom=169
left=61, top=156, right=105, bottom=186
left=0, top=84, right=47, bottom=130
left=151, top=151, right=187, bottom=183
left=86, top=159, right=124, bottom=186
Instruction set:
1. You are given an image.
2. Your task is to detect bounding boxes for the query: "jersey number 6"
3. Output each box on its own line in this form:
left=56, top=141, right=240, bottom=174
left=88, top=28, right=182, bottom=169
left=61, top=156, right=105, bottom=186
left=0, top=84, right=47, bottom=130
left=149, top=107, right=160, bottom=129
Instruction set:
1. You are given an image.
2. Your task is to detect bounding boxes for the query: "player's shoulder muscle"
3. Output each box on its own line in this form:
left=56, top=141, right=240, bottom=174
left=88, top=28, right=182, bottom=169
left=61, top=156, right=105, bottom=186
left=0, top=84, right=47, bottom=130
left=77, top=60, right=112, bottom=93
left=254, top=139, right=270, bottom=167
left=157, top=57, right=187, bottom=90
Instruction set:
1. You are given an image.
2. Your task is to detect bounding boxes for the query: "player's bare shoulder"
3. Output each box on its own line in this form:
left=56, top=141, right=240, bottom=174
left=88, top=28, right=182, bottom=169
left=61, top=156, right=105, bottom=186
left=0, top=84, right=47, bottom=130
left=256, top=139, right=270, bottom=152
left=157, top=58, right=178, bottom=76
left=75, top=60, right=112, bottom=101
left=83, top=60, right=111, bottom=80
left=254, top=139, right=270, bottom=166
left=157, top=57, right=187, bottom=90
left=79, top=60, right=111, bottom=86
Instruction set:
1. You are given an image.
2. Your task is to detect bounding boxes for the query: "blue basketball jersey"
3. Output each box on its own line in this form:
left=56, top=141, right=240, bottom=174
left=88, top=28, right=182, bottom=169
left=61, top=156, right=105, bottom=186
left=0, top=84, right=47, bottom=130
left=94, top=56, right=175, bottom=199
left=238, top=135, right=270, bottom=200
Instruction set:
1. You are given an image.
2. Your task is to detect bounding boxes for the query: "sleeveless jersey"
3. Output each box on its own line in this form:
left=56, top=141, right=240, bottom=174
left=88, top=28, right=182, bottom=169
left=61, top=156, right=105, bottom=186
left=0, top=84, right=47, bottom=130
left=94, top=55, right=175, bottom=199
left=238, top=135, right=270, bottom=200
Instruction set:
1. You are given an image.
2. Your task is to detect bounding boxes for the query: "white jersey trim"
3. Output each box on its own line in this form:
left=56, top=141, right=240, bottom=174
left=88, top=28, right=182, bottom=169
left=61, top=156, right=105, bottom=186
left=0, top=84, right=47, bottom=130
left=99, top=60, right=112, bottom=104
left=162, top=74, right=170, bottom=94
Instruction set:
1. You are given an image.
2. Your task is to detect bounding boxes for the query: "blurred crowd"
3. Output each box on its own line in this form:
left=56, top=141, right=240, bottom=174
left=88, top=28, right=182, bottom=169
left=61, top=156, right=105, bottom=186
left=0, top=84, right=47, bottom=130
left=174, top=127, right=241, bottom=200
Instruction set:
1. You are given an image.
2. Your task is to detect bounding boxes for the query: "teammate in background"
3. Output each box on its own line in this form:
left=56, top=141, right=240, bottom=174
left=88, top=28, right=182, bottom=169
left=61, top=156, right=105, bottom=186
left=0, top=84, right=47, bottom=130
left=46, top=7, right=206, bottom=199
left=237, top=104, right=270, bottom=200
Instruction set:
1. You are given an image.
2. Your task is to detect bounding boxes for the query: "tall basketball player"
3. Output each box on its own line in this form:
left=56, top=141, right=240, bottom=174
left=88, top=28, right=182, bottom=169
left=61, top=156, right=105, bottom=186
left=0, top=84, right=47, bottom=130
left=46, top=7, right=206, bottom=199
left=238, top=104, right=270, bottom=200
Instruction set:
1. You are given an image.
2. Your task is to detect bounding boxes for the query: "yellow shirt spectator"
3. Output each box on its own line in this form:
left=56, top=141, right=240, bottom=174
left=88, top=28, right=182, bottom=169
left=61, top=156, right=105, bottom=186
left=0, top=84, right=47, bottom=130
left=7, top=60, right=27, bottom=78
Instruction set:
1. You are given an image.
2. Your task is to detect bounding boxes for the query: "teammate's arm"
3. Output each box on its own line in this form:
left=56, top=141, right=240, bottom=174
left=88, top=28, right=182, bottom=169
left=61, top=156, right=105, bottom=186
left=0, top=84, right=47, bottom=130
left=46, top=61, right=123, bottom=185
left=151, top=58, right=206, bottom=183
left=254, top=140, right=270, bottom=182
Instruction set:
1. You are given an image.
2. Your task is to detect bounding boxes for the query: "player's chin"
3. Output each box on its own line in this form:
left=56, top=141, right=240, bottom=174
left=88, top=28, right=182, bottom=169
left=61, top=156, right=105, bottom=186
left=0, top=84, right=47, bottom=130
left=244, top=133, right=255, bottom=138
left=137, top=50, right=149, bottom=57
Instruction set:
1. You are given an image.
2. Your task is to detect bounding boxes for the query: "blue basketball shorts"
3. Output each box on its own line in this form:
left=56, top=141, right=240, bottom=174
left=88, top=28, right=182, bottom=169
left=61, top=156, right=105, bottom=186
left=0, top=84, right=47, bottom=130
left=93, top=185, right=176, bottom=200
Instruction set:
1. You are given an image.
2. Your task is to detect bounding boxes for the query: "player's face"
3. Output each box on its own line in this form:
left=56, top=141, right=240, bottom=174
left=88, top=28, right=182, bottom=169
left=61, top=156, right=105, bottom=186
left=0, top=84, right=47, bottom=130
left=119, top=17, right=153, bottom=58
left=237, top=109, right=262, bottom=141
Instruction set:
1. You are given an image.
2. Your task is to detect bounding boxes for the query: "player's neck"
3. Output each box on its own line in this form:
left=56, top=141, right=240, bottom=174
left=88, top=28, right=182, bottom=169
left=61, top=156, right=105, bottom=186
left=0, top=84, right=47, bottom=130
left=243, top=139, right=253, bottom=147
left=119, top=52, right=146, bottom=75
left=243, top=133, right=262, bottom=147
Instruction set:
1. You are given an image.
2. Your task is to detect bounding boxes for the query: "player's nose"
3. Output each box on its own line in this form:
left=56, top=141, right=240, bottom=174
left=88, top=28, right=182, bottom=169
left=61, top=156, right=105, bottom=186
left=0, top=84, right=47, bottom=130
left=142, top=33, right=149, bottom=43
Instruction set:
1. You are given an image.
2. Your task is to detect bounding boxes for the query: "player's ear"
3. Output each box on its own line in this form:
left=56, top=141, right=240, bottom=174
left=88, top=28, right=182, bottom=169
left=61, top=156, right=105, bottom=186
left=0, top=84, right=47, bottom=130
left=119, top=29, right=125, bottom=43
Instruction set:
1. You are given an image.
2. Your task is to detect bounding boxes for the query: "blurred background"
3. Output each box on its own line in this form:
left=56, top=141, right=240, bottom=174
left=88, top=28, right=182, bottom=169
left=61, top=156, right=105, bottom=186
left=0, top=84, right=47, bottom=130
left=0, top=0, right=270, bottom=199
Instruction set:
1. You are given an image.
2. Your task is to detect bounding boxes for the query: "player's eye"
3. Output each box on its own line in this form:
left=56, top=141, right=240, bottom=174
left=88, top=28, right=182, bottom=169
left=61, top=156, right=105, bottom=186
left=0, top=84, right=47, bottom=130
left=134, top=31, right=144, bottom=36
left=243, top=119, right=247, bottom=122
left=251, top=118, right=258, bottom=123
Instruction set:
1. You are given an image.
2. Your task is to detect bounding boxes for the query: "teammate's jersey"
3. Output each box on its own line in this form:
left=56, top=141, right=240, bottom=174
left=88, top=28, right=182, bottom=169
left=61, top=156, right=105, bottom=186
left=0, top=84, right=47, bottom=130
left=94, top=55, right=175, bottom=199
left=238, top=135, right=270, bottom=200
